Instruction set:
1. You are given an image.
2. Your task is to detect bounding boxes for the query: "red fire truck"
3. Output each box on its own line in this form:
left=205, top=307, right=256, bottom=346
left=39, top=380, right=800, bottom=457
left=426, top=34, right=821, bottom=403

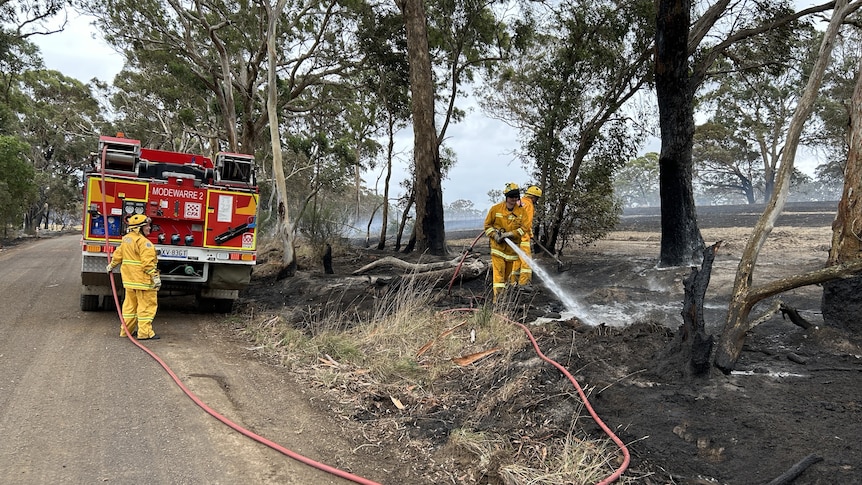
left=81, top=135, right=258, bottom=313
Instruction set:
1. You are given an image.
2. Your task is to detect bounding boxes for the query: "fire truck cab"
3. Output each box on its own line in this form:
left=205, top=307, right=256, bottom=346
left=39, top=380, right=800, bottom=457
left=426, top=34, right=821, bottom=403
left=81, top=135, right=258, bottom=313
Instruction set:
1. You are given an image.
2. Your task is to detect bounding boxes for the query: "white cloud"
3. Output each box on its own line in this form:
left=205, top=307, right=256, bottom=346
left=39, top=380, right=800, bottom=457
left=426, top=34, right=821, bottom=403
left=31, top=11, right=123, bottom=84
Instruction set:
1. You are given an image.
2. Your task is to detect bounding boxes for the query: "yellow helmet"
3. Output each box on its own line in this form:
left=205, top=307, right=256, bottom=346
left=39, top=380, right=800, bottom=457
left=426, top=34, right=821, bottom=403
left=127, top=214, right=151, bottom=228
left=504, top=182, right=520, bottom=198
left=525, top=185, right=542, bottom=198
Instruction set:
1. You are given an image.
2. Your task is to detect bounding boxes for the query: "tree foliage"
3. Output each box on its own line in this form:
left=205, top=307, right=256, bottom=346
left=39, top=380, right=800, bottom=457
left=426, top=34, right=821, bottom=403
left=694, top=20, right=819, bottom=204
left=0, top=135, right=37, bottom=235
left=615, top=152, right=660, bottom=208
left=482, top=0, right=653, bottom=252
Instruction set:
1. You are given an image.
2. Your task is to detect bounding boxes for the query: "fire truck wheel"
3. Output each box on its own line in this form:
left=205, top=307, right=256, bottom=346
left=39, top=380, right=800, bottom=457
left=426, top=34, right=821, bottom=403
left=102, top=296, right=116, bottom=312
left=80, top=294, right=100, bottom=312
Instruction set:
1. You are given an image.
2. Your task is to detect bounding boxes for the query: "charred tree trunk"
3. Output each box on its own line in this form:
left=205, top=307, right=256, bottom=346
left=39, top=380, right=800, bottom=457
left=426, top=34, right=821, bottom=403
left=398, top=0, right=447, bottom=257
left=323, top=243, right=334, bottom=274
left=823, top=55, right=862, bottom=330
left=377, top=117, right=396, bottom=250
left=395, top=191, right=414, bottom=252
left=658, top=242, right=718, bottom=378
left=681, top=243, right=718, bottom=375
left=655, top=0, right=705, bottom=268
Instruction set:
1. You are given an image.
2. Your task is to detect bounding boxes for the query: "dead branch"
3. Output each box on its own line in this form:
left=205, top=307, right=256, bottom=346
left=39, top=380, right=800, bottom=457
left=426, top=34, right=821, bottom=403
left=749, top=259, right=862, bottom=303
left=766, top=454, right=822, bottom=485
left=779, top=303, right=814, bottom=329
left=331, top=256, right=489, bottom=291
left=747, top=299, right=782, bottom=331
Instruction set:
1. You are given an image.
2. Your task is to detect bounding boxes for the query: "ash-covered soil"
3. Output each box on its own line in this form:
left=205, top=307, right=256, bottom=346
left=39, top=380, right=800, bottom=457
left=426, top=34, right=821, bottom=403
left=236, top=201, right=862, bottom=484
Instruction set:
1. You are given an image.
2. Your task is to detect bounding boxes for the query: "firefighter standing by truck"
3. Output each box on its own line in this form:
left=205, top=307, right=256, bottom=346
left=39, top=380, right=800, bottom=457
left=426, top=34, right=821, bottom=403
left=107, top=214, right=162, bottom=340
left=511, top=185, right=542, bottom=289
left=484, top=183, right=530, bottom=301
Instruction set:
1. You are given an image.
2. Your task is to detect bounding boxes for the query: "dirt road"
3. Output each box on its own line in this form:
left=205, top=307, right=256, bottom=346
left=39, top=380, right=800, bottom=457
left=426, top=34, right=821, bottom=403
left=0, top=235, right=379, bottom=485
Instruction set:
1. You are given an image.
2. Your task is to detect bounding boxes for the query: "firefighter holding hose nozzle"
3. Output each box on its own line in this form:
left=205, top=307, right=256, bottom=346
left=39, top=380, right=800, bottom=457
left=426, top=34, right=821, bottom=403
left=106, top=214, right=161, bottom=340
left=511, top=185, right=542, bottom=289
left=484, top=183, right=529, bottom=301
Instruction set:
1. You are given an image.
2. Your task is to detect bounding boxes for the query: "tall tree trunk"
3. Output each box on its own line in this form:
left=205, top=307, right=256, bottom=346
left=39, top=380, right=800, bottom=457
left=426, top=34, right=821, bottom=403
left=205, top=19, right=239, bottom=153
left=655, top=0, right=704, bottom=267
left=714, top=0, right=855, bottom=373
left=265, top=0, right=296, bottom=277
left=395, top=191, right=414, bottom=252
left=398, top=0, right=447, bottom=256
left=377, top=115, right=396, bottom=250
left=822, top=54, right=862, bottom=329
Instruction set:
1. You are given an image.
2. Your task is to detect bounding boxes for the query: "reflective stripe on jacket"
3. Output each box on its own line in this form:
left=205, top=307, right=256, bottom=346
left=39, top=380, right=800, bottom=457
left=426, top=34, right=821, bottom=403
left=483, top=200, right=529, bottom=259
left=111, top=230, right=159, bottom=290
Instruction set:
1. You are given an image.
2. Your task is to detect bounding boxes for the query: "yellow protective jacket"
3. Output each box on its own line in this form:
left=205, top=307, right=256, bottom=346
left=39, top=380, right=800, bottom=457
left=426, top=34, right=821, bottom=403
left=521, top=197, right=535, bottom=240
left=110, top=229, right=159, bottom=290
left=484, top=201, right=529, bottom=260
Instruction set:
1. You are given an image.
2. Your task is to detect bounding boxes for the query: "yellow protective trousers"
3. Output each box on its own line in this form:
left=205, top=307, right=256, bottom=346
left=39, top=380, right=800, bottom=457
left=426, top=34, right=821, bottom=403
left=120, top=289, right=158, bottom=339
left=491, top=252, right=517, bottom=300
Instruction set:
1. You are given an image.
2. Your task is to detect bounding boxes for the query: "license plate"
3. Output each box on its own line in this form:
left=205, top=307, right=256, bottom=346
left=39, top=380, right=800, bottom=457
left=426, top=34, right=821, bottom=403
left=160, top=248, right=188, bottom=258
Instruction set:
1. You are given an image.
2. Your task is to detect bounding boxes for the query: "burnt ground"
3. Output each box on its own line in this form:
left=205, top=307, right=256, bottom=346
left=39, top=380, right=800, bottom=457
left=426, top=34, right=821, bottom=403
left=235, top=201, right=862, bottom=485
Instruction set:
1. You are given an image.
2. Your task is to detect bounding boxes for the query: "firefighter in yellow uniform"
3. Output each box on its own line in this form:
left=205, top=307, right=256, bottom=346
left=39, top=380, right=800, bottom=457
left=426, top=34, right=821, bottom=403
left=511, top=185, right=542, bottom=288
left=484, top=183, right=530, bottom=301
left=107, top=214, right=161, bottom=340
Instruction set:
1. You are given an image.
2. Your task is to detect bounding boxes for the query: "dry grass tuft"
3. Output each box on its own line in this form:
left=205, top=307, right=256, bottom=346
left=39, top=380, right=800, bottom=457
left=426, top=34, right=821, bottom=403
left=450, top=422, right=631, bottom=485
left=235, top=270, right=630, bottom=484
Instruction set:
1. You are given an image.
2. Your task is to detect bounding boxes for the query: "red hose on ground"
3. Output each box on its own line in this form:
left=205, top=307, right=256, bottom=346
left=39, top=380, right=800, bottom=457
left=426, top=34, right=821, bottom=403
left=97, top=147, right=380, bottom=485
left=443, top=308, right=630, bottom=484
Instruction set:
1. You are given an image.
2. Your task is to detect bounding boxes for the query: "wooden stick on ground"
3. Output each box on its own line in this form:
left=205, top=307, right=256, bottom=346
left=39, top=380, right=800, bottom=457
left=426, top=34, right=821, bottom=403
left=766, top=454, right=823, bottom=485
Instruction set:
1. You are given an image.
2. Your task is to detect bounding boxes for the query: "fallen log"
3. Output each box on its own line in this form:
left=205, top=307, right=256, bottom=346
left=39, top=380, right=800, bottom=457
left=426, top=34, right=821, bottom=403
left=352, top=255, right=467, bottom=275
left=344, top=254, right=488, bottom=290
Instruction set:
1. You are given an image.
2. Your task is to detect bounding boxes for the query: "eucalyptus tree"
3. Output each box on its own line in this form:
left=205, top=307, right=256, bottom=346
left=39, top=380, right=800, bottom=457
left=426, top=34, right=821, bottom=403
left=694, top=23, right=820, bottom=204
left=692, top=121, right=762, bottom=204
left=0, top=135, right=36, bottom=235
left=81, top=0, right=365, bottom=155
left=714, top=0, right=862, bottom=373
left=812, top=30, right=862, bottom=181
left=394, top=0, right=446, bottom=255
left=1, top=0, right=67, bottom=44
left=13, top=69, right=105, bottom=231
left=614, top=152, right=660, bottom=208
left=107, top=57, right=221, bottom=153
left=354, top=6, right=411, bottom=250
left=823, top=56, right=862, bottom=331
left=481, top=0, right=654, bottom=252
left=390, top=0, right=508, bottom=255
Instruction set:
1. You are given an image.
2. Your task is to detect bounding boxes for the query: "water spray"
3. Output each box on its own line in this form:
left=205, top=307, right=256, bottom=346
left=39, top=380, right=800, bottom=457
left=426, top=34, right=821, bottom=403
left=504, top=239, right=597, bottom=325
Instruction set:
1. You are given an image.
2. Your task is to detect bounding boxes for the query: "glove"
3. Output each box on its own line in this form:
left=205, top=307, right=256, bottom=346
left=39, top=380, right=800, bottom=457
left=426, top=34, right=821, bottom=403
left=500, top=231, right=516, bottom=241
left=152, top=274, right=162, bottom=290
left=106, top=263, right=114, bottom=273
left=491, top=230, right=504, bottom=244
